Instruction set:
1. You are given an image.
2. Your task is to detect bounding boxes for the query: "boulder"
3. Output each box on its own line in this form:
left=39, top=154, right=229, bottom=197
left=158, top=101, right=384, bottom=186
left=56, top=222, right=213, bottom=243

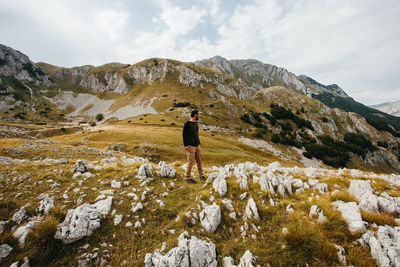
left=145, top=232, right=217, bottom=267
left=0, top=244, right=12, bottom=260
left=359, top=225, right=400, bottom=267
left=12, top=207, right=27, bottom=225
left=348, top=180, right=379, bottom=212
left=157, top=162, right=176, bottom=178
left=38, top=197, right=54, bottom=214
left=73, top=160, right=87, bottom=173
left=13, top=217, right=42, bottom=247
left=137, top=164, right=153, bottom=179
left=309, top=205, right=327, bottom=223
left=213, top=174, right=227, bottom=196
left=54, top=197, right=113, bottom=244
left=199, top=204, right=221, bottom=233
left=243, top=198, right=260, bottom=220
left=222, top=250, right=256, bottom=267
left=333, top=201, right=366, bottom=233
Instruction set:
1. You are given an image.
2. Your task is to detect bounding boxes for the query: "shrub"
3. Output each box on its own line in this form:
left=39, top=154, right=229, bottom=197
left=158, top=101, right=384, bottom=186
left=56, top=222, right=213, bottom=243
left=322, top=117, right=329, bottom=123
left=173, top=102, right=191, bottom=107
left=377, top=141, right=388, bottom=148
left=252, top=113, right=262, bottom=122
left=90, top=121, right=96, bottom=127
left=240, top=113, right=252, bottom=124
left=95, top=113, right=104, bottom=121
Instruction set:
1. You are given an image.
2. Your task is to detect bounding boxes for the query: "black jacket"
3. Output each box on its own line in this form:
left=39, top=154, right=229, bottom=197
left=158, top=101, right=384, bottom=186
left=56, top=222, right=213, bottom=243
left=182, top=121, right=201, bottom=147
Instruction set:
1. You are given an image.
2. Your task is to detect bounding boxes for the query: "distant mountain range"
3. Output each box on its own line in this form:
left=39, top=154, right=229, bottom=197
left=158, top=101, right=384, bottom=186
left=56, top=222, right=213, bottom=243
left=1, top=43, right=400, bottom=172
left=371, top=100, right=400, bottom=117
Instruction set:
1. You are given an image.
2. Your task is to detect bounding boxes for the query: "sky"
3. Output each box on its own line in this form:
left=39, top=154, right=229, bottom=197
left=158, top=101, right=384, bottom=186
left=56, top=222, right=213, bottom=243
left=0, top=0, right=399, bottom=105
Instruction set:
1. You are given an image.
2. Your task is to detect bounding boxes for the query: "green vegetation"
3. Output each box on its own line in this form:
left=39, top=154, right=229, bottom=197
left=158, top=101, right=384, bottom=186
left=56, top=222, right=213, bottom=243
left=95, top=113, right=104, bottom=121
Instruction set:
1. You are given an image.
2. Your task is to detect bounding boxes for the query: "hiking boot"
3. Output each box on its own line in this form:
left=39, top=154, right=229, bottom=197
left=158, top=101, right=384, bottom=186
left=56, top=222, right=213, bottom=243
left=186, top=178, right=197, bottom=184
left=200, top=176, right=206, bottom=181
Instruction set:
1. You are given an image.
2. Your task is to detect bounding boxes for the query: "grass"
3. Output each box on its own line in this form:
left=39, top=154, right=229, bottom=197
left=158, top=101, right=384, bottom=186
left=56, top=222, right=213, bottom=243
left=361, top=210, right=397, bottom=226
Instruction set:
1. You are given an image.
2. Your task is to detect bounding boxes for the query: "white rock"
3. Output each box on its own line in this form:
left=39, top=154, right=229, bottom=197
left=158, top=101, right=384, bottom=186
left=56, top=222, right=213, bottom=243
left=309, top=205, right=327, bottom=223
left=286, top=204, right=294, bottom=213
left=113, top=214, right=123, bottom=226
left=213, top=174, right=227, bottom=196
left=222, top=199, right=234, bottom=212
left=333, top=201, right=366, bottom=233
left=132, top=202, right=144, bottom=213
left=240, top=192, right=247, bottom=201
left=12, top=207, right=27, bottom=225
left=334, top=244, right=347, bottom=266
left=243, top=198, right=260, bottom=220
left=0, top=244, right=12, bottom=259
left=144, top=232, right=218, bottom=267
left=157, top=162, right=176, bottom=178
left=229, top=212, right=237, bottom=220
left=38, top=197, right=54, bottom=214
left=222, top=250, right=256, bottom=267
left=137, top=163, right=153, bottom=179
left=111, top=180, right=121, bottom=188
left=92, top=196, right=113, bottom=216
left=0, top=221, right=6, bottom=234
left=13, top=217, right=42, bottom=247
left=348, top=179, right=379, bottom=212
left=126, top=222, right=133, bottom=227
left=73, top=160, right=88, bottom=173
left=54, top=204, right=101, bottom=244
left=199, top=204, right=221, bottom=233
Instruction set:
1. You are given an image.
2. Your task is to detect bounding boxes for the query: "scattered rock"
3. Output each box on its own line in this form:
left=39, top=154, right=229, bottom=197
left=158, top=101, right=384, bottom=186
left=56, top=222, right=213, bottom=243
left=349, top=180, right=379, bottom=212
left=137, top=164, right=153, bottom=179
left=0, top=244, right=12, bottom=260
left=73, top=160, right=88, bottom=174
left=12, top=207, right=27, bottom=225
left=333, top=201, right=366, bottom=233
left=222, top=250, right=256, bottom=267
left=13, top=217, right=42, bottom=247
left=309, top=205, right=327, bottom=223
left=243, top=198, right=260, bottom=220
left=38, top=197, right=54, bottom=214
left=199, top=204, right=221, bottom=233
left=213, top=174, right=227, bottom=196
left=157, top=161, right=176, bottom=178
left=144, top=231, right=218, bottom=267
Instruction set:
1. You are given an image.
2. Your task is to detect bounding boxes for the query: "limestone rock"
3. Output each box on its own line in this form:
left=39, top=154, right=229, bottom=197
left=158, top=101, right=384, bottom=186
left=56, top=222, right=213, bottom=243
left=213, top=174, right=228, bottom=196
left=199, top=204, right=221, bottom=233
left=137, top=164, right=153, bottom=179
left=349, top=180, right=379, bottom=212
left=38, top=197, right=54, bottom=214
left=144, top=232, right=217, bottom=267
left=222, top=250, right=256, bottom=267
left=13, top=217, right=42, bottom=248
left=243, top=198, right=260, bottom=220
left=333, top=201, right=366, bottom=233
left=12, top=207, right=27, bottom=225
left=359, top=225, right=400, bottom=267
left=54, top=199, right=110, bottom=244
left=309, top=205, right=327, bottom=223
left=0, top=243, right=12, bottom=260
left=157, top=161, right=176, bottom=178
left=73, top=160, right=88, bottom=174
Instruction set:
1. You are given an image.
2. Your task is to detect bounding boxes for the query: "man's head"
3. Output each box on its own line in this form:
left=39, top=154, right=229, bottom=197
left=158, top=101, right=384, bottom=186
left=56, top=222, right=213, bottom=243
left=191, top=110, right=199, bottom=121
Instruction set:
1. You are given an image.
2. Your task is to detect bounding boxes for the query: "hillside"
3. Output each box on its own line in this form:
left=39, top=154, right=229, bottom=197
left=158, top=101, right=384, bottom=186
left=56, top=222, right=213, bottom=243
left=371, top=100, right=400, bottom=117
left=1, top=43, right=400, bottom=266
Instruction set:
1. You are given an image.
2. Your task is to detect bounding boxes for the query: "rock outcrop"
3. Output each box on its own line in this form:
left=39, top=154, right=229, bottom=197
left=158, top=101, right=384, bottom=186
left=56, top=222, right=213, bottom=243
left=199, top=204, right=221, bottom=233
left=144, top=232, right=218, bottom=267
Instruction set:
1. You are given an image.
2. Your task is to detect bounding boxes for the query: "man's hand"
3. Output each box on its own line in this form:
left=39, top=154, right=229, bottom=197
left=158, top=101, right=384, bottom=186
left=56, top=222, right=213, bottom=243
left=184, top=146, right=191, bottom=151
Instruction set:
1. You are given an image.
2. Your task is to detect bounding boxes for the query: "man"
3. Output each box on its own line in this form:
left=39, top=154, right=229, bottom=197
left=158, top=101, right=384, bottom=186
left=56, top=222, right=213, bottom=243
left=182, top=110, right=205, bottom=183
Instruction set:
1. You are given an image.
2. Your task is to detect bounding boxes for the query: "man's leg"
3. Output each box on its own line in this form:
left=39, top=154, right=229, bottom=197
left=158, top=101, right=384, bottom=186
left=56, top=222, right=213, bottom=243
left=185, top=146, right=195, bottom=179
left=194, top=146, right=204, bottom=177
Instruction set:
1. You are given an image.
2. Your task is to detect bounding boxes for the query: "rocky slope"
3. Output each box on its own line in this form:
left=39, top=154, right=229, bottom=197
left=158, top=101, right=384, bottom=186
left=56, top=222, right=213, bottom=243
left=371, top=100, right=400, bottom=117
left=1, top=43, right=400, bottom=173
left=1, top=137, right=400, bottom=266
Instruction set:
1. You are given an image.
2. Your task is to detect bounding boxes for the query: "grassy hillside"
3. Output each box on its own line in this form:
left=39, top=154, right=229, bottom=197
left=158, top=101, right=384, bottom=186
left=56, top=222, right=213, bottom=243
left=1, top=122, right=395, bottom=266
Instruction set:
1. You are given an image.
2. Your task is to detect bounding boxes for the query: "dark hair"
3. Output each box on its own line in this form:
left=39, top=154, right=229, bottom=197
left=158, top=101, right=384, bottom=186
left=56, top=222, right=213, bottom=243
left=191, top=110, right=199, bottom=118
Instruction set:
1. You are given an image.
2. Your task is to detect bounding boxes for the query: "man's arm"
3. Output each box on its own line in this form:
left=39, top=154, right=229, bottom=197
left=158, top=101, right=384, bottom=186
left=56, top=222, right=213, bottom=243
left=182, top=122, right=191, bottom=148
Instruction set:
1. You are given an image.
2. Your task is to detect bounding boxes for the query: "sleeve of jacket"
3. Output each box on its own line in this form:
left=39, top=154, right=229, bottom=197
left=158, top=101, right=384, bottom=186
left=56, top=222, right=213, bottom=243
left=182, top=122, right=190, bottom=147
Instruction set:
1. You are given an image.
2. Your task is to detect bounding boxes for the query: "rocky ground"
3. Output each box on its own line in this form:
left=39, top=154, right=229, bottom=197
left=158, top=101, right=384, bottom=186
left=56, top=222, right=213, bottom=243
left=0, top=137, right=400, bottom=266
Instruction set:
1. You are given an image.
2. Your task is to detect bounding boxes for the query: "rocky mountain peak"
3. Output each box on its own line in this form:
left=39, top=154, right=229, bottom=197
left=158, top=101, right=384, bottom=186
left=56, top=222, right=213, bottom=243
left=0, top=44, right=53, bottom=87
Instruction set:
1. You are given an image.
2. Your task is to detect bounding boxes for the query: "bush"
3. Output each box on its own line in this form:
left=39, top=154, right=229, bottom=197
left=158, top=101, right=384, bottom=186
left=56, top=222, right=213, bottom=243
left=344, top=132, right=377, bottom=158
left=240, top=113, right=252, bottom=124
left=322, top=117, right=329, bottom=123
left=90, top=121, right=96, bottom=127
left=377, top=141, right=388, bottom=148
left=262, top=112, right=276, bottom=125
left=95, top=113, right=104, bottom=121
left=252, top=113, right=262, bottom=122
left=173, top=102, right=191, bottom=107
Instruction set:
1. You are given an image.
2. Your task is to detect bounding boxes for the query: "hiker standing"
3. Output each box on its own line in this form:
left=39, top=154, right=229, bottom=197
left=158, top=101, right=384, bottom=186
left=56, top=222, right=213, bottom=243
left=182, top=110, right=205, bottom=183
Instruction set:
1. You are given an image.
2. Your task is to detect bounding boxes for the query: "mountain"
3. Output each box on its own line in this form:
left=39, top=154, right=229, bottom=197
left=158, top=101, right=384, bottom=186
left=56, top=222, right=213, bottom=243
left=371, top=100, right=400, bottom=117
left=2, top=43, right=400, bottom=266
left=1, top=43, right=400, bottom=173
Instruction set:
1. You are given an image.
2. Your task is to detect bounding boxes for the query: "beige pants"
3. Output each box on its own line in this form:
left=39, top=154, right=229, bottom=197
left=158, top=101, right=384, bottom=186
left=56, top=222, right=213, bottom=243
left=185, top=146, right=203, bottom=178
